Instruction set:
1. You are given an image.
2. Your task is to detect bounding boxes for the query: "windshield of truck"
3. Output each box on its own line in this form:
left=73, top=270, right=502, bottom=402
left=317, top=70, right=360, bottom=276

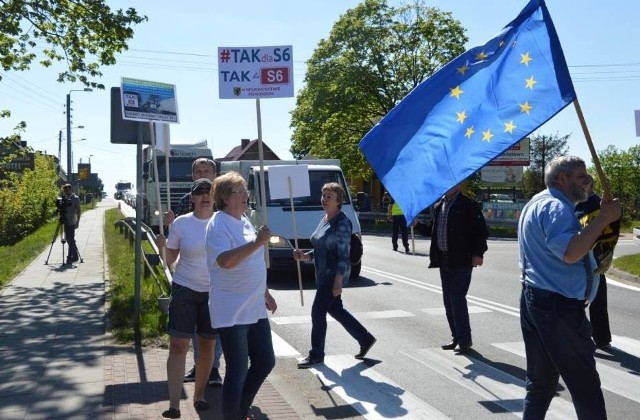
left=262, top=170, right=351, bottom=207
left=152, top=159, right=194, bottom=182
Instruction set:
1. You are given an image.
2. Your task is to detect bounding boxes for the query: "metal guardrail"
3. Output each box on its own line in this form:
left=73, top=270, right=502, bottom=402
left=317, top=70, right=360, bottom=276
left=113, top=217, right=172, bottom=296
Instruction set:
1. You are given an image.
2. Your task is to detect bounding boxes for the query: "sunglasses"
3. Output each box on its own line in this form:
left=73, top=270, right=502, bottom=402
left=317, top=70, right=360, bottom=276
left=192, top=187, right=211, bottom=196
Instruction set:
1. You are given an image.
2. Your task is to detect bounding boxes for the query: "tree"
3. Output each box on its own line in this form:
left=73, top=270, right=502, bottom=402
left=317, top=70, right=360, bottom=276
left=290, top=0, right=467, bottom=179
left=594, top=144, right=640, bottom=220
left=0, top=0, right=146, bottom=89
left=522, top=132, right=570, bottom=197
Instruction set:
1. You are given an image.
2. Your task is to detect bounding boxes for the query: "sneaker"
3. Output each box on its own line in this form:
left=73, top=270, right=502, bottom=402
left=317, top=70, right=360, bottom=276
left=355, top=337, right=377, bottom=360
left=183, top=365, right=196, bottom=383
left=297, top=356, right=323, bottom=369
left=208, top=367, right=223, bottom=386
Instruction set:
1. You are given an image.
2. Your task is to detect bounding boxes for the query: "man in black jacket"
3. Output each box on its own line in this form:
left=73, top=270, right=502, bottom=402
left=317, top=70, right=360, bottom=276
left=429, top=183, right=488, bottom=353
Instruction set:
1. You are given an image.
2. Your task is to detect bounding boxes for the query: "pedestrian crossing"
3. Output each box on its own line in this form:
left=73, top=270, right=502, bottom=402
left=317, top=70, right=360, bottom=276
left=271, top=330, right=640, bottom=419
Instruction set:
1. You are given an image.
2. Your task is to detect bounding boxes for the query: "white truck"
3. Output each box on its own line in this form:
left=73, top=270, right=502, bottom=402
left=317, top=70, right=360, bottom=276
left=217, top=159, right=363, bottom=278
left=142, top=140, right=213, bottom=231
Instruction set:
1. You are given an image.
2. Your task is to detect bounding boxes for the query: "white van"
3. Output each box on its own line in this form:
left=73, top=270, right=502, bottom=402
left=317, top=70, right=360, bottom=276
left=218, top=160, right=362, bottom=278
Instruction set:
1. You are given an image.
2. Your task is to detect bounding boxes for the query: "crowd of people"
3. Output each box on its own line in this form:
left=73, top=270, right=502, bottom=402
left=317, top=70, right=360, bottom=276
left=146, top=154, right=620, bottom=420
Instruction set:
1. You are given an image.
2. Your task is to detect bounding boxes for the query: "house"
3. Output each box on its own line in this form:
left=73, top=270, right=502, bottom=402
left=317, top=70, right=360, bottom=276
left=218, top=138, right=280, bottom=161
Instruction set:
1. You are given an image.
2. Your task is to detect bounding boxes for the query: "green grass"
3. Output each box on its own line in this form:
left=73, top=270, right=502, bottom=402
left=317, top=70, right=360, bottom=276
left=104, top=208, right=169, bottom=344
left=0, top=219, right=59, bottom=288
left=612, top=253, right=640, bottom=277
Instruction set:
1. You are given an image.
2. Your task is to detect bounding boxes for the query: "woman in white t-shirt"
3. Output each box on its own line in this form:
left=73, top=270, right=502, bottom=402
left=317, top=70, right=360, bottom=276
left=157, top=178, right=217, bottom=419
left=205, top=171, right=277, bottom=420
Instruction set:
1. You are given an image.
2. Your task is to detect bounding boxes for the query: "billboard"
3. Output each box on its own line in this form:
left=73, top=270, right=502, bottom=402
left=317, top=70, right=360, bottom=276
left=489, top=138, right=530, bottom=166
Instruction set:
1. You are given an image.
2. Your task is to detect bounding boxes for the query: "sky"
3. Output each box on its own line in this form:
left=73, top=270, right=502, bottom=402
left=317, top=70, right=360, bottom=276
left=1, top=0, right=639, bottom=195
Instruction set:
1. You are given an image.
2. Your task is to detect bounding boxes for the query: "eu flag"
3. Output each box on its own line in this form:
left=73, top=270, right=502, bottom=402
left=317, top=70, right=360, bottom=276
left=359, top=0, right=575, bottom=223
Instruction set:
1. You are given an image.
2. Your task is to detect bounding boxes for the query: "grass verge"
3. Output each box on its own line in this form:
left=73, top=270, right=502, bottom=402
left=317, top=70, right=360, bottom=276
left=0, top=220, right=59, bottom=288
left=104, top=208, right=169, bottom=344
left=612, top=254, right=640, bottom=277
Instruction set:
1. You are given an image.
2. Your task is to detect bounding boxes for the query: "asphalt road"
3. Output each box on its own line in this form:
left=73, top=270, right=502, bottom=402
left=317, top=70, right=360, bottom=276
left=266, top=233, right=640, bottom=419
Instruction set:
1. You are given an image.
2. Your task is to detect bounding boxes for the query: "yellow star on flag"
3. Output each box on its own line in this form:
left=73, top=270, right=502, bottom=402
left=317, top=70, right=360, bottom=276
left=456, top=110, right=467, bottom=124
left=525, top=76, right=537, bottom=89
left=482, top=129, right=494, bottom=142
left=520, top=52, right=532, bottom=66
left=475, top=51, right=488, bottom=61
left=465, top=126, right=474, bottom=138
left=504, top=120, right=516, bottom=133
left=520, top=101, right=533, bottom=114
left=450, top=86, right=464, bottom=99
left=457, top=64, right=469, bottom=75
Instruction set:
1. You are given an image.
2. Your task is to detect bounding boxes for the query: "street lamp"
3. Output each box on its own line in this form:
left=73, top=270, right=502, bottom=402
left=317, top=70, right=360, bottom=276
left=66, top=88, right=92, bottom=185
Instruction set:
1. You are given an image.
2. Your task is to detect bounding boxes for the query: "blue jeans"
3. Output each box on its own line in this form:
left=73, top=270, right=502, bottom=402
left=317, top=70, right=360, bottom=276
left=218, top=318, right=275, bottom=420
left=309, top=284, right=373, bottom=360
left=439, top=265, right=472, bottom=344
left=520, top=284, right=606, bottom=420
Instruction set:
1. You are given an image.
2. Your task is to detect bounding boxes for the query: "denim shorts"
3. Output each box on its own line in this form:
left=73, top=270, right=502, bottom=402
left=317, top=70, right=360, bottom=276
left=167, top=282, right=218, bottom=339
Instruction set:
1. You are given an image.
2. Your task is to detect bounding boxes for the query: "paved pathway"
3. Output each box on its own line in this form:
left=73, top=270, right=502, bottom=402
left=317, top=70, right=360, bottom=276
left=0, top=200, right=299, bottom=419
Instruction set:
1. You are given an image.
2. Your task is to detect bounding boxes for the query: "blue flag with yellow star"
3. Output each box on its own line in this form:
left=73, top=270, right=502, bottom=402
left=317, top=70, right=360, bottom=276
left=359, top=0, right=575, bottom=223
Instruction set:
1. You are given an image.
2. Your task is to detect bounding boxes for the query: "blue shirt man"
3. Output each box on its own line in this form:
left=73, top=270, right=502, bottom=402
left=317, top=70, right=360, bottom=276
left=518, top=156, right=622, bottom=420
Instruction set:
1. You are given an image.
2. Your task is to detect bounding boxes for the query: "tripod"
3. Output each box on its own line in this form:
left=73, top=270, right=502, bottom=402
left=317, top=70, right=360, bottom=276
left=45, top=218, right=83, bottom=266
left=45, top=219, right=66, bottom=265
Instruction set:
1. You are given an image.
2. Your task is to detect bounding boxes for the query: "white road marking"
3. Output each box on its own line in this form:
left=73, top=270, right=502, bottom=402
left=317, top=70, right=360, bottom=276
left=420, top=306, right=492, bottom=315
left=270, top=309, right=416, bottom=325
left=306, top=354, right=450, bottom=419
left=402, top=347, right=576, bottom=419
left=495, top=341, right=640, bottom=404
left=271, top=330, right=301, bottom=358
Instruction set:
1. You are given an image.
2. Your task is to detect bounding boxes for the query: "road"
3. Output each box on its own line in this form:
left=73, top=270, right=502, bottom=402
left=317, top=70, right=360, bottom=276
left=266, top=233, right=640, bottom=419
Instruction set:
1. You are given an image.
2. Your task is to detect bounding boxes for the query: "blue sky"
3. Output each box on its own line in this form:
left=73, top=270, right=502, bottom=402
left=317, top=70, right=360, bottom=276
left=1, top=0, right=639, bottom=195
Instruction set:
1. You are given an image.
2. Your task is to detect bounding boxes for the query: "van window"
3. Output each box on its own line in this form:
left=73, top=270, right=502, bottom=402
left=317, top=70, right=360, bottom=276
left=262, top=170, right=351, bottom=207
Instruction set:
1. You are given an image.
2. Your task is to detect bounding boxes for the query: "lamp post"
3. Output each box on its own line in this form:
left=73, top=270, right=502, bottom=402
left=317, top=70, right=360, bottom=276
left=66, top=88, right=92, bottom=185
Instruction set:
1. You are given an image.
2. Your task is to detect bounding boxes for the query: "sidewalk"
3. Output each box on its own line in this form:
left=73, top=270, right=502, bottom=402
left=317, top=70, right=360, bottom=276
left=0, top=200, right=299, bottom=419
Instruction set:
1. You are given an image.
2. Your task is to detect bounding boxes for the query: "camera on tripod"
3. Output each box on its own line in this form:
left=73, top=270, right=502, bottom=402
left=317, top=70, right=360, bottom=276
left=55, top=196, right=71, bottom=220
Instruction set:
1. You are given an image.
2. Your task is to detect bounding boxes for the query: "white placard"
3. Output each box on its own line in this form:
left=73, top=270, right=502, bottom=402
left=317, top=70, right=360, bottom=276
left=267, top=165, right=310, bottom=199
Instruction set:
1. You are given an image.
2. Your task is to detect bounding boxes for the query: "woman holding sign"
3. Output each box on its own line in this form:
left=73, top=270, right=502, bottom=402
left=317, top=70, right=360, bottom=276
left=293, top=182, right=376, bottom=368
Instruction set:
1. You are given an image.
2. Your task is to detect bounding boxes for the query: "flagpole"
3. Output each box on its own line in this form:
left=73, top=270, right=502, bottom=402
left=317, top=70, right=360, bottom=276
left=573, top=99, right=612, bottom=200
left=149, top=121, right=167, bottom=270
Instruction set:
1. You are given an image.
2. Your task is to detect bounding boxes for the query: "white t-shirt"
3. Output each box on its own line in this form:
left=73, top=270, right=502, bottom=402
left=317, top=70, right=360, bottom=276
left=166, top=213, right=212, bottom=292
left=205, top=211, right=267, bottom=329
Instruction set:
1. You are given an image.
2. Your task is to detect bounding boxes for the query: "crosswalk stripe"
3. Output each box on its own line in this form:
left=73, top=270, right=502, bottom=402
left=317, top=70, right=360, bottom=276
left=402, top=348, right=576, bottom=419
left=307, top=354, right=451, bottom=419
left=495, top=341, right=640, bottom=404
left=420, top=305, right=492, bottom=315
left=271, top=330, right=301, bottom=358
left=270, top=309, right=415, bottom=325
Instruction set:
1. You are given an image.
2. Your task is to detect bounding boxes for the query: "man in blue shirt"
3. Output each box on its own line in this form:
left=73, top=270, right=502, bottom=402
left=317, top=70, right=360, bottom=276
left=518, top=156, right=622, bottom=420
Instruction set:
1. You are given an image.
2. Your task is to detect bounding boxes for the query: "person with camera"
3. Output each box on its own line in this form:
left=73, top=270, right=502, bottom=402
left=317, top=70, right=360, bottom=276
left=59, top=184, right=81, bottom=264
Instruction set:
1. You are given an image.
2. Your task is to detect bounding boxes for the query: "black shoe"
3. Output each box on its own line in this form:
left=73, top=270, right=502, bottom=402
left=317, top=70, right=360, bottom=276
left=162, top=407, right=181, bottom=418
left=393, top=246, right=398, bottom=251
left=404, top=246, right=410, bottom=253
left=208, top=367, right=223, bottom=386
left=355, top=337, right=377, bottom=360
left=183, top=365, right=196, bottom=383
left=194, top=400, right=209, bottom=411
left=298, top=356, right=323, bottom=369
left=441, top=340, right=458, bottom=350
left=595, top=342, right=611, bottom=350
left=455, top=341, right=473, bottom=354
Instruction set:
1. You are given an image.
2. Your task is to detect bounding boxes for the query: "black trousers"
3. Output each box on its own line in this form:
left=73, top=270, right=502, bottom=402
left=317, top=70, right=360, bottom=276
left=64, top=223, right=78, bottom=261
left=589, top=274, right=611, bottom=345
